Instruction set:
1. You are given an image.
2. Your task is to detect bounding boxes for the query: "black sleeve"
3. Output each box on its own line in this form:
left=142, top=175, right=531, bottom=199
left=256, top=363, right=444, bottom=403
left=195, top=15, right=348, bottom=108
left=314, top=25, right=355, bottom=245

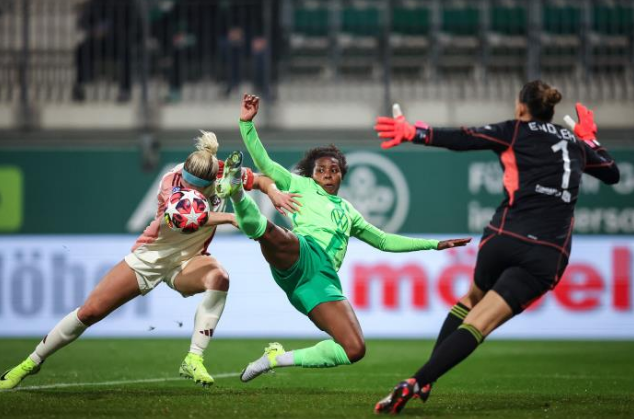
left=582, top=142, right=620, bottom=185
left=417, top=120, right=518, bottom=152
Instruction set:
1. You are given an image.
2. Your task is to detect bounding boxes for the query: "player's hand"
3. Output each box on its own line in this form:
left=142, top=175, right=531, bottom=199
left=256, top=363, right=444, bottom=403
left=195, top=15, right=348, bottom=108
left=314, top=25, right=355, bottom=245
left=267, top=188, right=302, bottom=216
left=227, top=213, right=239, bottom=229
left=206, top=212, right=238, bottom=228
left=374, top=104, right=418, bottom=149
left=564, top=102, right=600, bottom=147
left=240, top=94, right=260, bottom=122
left=437, top=238, right=471, bottom=250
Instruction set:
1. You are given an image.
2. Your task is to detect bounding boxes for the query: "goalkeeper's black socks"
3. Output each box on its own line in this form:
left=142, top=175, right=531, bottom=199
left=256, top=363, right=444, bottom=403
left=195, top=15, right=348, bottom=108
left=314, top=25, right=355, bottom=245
left=413, top=324, right=483, bottom=387
left=419, top=302, right=471, bottom=399
left=430, top=302, right=470, bottom=356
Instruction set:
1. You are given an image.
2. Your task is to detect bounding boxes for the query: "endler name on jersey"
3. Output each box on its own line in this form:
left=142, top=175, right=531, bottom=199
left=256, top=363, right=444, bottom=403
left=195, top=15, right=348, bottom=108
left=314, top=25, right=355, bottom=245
left=528, top=121, right=576, bottom=142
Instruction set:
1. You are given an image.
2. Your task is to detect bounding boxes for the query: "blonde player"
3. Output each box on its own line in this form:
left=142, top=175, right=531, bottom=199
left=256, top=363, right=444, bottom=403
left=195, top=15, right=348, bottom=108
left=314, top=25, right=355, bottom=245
left=0, top=131, right=299, bottom=390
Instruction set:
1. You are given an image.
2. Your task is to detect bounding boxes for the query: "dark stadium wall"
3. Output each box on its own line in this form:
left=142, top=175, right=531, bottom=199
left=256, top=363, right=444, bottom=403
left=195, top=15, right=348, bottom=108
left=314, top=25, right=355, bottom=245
left=0, top=148, right=633, bottom=235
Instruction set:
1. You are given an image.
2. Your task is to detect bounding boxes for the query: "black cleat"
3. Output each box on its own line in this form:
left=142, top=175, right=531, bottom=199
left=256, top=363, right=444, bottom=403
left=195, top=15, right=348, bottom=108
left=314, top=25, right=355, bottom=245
left=419, top=383, right=432, bottom=402
left=374, top=378, right=421, bottom=415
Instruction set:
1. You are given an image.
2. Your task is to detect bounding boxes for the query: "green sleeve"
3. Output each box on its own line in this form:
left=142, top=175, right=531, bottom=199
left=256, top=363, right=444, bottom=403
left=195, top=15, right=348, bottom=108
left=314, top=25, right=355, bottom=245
left=239, top=120, right=292, bottom=190
left=350, top=206, right=438, bottom=252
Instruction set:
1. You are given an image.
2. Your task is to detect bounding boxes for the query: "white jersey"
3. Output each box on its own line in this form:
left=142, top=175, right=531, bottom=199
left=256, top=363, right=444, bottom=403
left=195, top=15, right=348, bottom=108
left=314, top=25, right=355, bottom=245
left=125, top=163, right=226, bottom=294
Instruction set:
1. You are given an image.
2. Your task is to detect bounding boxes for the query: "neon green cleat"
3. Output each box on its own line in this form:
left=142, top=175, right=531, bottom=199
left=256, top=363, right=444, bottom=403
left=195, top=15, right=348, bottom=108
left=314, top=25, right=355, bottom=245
left=240, top=342, right=286, bottom=382
left=215, top=151, right=243, bottom=199
left=0, top=357, right=41, bottom=390
left=179, top=353, right=214, bottom=388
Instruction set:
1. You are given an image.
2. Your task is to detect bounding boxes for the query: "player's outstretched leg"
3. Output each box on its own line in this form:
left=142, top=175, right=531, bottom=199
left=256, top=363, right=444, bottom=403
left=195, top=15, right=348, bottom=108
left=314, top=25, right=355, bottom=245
left=240, top=339, right=352, bottom=382
left=375, top=289, right=510, bottom=414
left=240, top=342, right=286, bottom=382
left=179, top=353, right=214, bottom=388
left=418, top=302, right=471, bottom=402
left=0, top=358, right=41, bottom=390
left=375, top=324, right=484, bottom=414
left=215, top=151, right=244, bottom=200
left=216, top=150, right=268, bottom=239
left=0, top=307, right=88, bottom=391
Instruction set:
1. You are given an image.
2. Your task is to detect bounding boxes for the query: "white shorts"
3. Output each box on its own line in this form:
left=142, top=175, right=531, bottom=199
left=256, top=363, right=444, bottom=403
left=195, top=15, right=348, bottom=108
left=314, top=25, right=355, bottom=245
left=124, top=253, right=193, bottom=297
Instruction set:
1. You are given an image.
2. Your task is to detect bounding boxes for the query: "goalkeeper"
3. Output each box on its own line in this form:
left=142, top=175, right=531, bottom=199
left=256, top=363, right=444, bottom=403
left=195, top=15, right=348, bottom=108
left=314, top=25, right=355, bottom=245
left=216, top=94, right=471, bottom=382
left=372, top=80, right=620, bottom=414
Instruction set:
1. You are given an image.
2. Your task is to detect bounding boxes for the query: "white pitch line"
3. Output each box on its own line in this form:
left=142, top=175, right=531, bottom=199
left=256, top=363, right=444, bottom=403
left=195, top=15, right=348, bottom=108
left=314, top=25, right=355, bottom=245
left=5, top=372, right=241, bottom=392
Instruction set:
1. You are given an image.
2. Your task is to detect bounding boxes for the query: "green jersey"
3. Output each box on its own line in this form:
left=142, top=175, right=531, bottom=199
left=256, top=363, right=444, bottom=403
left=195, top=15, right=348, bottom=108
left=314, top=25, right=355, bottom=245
left=240, top=120, right=439, bottom=271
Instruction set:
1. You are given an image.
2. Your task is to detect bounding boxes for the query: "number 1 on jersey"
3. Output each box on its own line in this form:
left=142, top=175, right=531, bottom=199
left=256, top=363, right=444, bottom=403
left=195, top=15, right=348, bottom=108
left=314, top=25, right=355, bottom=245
left=551, top=140, right=572, bottom=202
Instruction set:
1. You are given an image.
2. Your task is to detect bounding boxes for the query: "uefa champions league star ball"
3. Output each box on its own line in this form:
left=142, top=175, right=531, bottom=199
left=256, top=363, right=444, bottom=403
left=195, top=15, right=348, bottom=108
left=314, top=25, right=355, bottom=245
left=164, top=188, right=210, bottom=234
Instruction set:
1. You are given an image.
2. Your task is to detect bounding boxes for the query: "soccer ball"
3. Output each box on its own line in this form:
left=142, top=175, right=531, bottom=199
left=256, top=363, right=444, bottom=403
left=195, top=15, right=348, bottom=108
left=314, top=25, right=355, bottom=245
left=164, top=188, right=210, bottom=234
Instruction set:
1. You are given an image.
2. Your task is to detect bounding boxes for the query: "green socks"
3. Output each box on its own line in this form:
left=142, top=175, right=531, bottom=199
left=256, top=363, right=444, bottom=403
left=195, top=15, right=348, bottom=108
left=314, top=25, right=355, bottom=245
left=232, top=193, right=268, bottom=240
left=292, top=340, right=351, bottom=368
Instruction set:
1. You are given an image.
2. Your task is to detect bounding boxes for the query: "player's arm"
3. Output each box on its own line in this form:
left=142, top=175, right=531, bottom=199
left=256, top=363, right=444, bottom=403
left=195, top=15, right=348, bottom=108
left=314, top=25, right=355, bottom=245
left=239, top=94, right=292, bottom=190
left=582, top=142, right=619, bottom=184
left=564, top=103, right=620, bottom=185
left=205, top=212, right=237, bottom=228
left=374, top=104, right=512, bottom=152
left=156, top=172, right=174, bottom=218
left=350, top=206, right=470, bottom=251
left=253, top=174, right=302, bottom=216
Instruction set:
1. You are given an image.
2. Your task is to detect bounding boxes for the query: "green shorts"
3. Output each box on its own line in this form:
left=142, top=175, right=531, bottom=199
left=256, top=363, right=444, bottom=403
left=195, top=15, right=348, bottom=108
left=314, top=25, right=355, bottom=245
left=270, top=234, right=346, bottom=315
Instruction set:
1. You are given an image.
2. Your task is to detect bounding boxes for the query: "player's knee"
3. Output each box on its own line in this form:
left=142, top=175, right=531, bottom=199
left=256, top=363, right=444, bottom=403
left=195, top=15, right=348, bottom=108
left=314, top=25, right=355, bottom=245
left=460, top=294, right=479, bottom=309
left=344, top=339, right=366, bottom=363
left=461, top=285, right=485, bottom=308
left=77, top=303, right=106, bottom=326
left=204, top=266, right=229, bottom=291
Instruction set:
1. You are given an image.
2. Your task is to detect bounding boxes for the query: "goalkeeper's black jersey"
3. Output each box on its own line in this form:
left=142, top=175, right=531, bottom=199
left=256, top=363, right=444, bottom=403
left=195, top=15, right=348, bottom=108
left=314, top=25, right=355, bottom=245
left=416, top=120, right=620, bottom=256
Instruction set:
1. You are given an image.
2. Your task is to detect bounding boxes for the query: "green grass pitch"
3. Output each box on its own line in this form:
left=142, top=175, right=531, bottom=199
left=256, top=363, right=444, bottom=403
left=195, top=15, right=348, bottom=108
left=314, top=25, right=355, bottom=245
left=1, top=339, right=633, bottom=418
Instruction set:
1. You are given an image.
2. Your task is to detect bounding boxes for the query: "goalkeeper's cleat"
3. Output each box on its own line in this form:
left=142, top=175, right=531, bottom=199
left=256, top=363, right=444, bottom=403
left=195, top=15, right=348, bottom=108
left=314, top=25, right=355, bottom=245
left=419, top=382, right=432, bottom=403
left=215, top=151, right=244, bottom=199
left=0, top=357, right=41, bottom=390
left=374, top=378, right=421, bottom=415
left=179, top=353, right=214, bottom=388
left=240, top=342, right=285, bottom=382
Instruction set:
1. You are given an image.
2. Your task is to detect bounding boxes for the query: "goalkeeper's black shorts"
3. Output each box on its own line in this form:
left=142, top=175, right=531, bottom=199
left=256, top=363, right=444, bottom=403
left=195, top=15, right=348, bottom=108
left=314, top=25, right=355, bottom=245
left=474, top=233, right=569, bottom=314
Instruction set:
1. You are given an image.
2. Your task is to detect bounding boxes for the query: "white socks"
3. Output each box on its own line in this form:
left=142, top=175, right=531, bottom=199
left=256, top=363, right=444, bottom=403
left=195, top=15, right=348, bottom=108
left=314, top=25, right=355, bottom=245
left=189, top=290, right=227, bottom=356
left=26, top=291, right=228, bottom=365
left=275, top=352, right=295, bottom=367
left=30, top=308, right=88, bottom=365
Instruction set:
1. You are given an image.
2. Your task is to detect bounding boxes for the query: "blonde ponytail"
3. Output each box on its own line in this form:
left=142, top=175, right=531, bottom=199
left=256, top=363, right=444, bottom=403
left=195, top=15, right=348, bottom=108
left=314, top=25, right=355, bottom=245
left=184, top=130, right=220, bottom=184
left=195, top=130, right=219, bottom=156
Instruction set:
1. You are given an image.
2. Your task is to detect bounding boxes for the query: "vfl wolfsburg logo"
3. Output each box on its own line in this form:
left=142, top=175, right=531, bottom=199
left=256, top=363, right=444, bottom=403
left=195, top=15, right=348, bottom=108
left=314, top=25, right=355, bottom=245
left=339, top=152, right=409, bottom=233
left=331, top=208, right=349, bottom=231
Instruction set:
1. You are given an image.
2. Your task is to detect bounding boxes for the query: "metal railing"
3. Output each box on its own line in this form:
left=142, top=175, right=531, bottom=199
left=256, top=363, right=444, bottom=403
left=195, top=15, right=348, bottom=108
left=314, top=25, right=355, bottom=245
left=1, top=0, right=633, bottom=128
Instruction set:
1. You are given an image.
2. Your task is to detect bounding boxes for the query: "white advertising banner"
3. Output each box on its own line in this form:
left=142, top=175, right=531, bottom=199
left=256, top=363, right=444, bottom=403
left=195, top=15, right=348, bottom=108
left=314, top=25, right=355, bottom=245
left=0, top=235, right=632, bottom=339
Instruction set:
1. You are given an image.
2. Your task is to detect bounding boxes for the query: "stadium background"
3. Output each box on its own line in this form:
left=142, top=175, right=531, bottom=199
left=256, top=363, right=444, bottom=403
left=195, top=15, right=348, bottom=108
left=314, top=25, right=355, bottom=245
left=0, top=0, right=633, bottom=341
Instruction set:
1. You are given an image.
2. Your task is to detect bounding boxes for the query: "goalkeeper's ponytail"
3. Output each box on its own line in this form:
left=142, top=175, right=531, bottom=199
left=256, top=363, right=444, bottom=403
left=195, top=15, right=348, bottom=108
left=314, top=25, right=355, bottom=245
left=184, top=130, right=220, bottom=183
left=519, top=80, right=562, bottom=123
